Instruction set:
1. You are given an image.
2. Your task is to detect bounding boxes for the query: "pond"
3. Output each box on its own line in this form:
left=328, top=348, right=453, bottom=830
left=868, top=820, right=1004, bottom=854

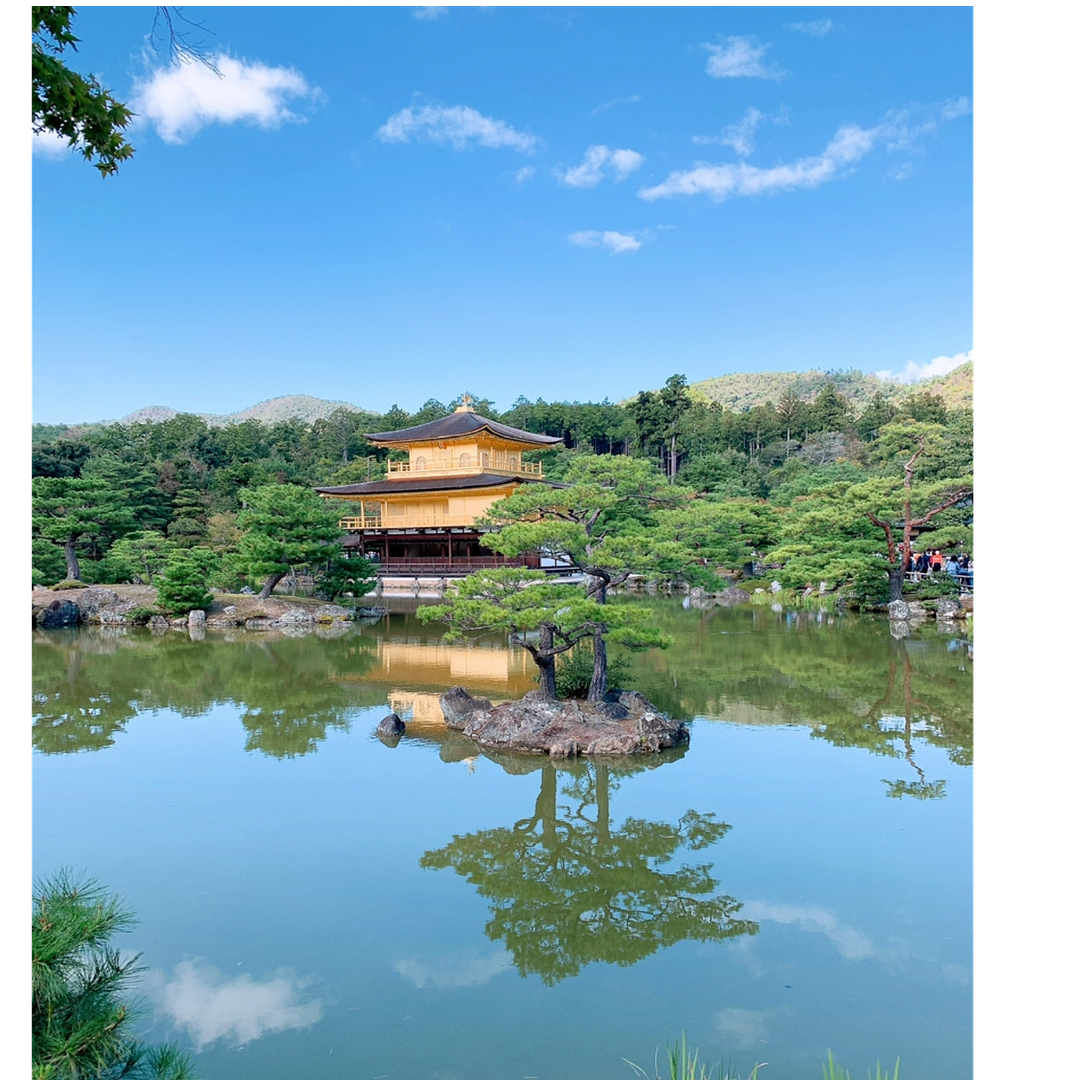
left=32, top=600, right=972, bottom=1080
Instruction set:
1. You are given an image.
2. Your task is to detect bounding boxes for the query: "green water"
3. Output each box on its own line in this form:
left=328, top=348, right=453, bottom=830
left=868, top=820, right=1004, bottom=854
left=32, top=601, right=972, bottom=1079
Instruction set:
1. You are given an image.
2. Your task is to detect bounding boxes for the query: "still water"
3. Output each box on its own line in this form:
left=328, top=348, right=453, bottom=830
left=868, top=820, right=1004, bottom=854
left=32, top=601, right=972, bottom=1079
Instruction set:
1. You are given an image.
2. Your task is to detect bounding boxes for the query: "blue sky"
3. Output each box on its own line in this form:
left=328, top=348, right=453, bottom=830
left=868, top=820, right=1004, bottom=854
left=32, top=6, right=972, bottom=423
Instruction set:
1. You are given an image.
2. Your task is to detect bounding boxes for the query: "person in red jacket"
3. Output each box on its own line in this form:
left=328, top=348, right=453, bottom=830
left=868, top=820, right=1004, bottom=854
left=930, top=550, right=943, bottom=572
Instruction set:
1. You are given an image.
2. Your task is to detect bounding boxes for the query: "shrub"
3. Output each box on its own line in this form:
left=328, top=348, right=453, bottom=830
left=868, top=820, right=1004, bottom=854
left=156, top=549, right=218, bottom=616
left=50, top=579, right=87, bottom=590
left=545, top=642, right=632, bottom=699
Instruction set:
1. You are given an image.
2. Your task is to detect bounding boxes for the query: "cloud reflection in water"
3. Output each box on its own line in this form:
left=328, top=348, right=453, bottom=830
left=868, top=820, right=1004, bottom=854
left=394, top=948, right=513, bottom=989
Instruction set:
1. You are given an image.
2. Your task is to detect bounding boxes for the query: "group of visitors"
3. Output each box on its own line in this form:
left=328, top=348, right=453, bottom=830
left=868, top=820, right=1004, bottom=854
left=912, top=549, right=973, bottom=590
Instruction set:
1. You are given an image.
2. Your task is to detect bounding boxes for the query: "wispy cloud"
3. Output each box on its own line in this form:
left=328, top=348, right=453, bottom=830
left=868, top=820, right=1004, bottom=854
left=146, top=960, right=322, bottom=1049
left=412, top=6, right=448, bottom=19
left=876, top=349, right=972, bottom=384
left=394, top=949, right=512, bottom=989
left=641, top=100, right=969, bottom=203
left=568, top=230, right=643, bottom=254
left=130, top=55, right=317, bottom=144
left=377, top=104, right=539, bottom=152
left=719, top=107, right=765, bottom=156
left=558, top=144, right=645, bottom=187
left=590, top=94, right=642, bottom=116
left=705, top=36, right=785, bottom=80
left=787, top=19, right=833, bottom=37
left=515, top=166, right=536, bottom=183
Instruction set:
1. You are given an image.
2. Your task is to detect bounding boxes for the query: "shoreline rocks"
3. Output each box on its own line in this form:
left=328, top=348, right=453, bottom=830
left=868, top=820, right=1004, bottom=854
left=31, top=584, right=387, bottom=632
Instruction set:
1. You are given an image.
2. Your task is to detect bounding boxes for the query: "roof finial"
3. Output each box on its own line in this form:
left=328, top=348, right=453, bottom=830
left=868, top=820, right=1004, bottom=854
left=455, top=393, right=475, bottom=413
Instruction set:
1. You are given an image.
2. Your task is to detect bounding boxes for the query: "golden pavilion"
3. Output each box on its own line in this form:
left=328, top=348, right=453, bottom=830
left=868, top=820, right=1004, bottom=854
left=315, top=399, right=562, bottom=574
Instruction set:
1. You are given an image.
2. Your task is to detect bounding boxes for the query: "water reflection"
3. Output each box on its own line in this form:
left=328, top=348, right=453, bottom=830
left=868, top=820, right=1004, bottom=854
left=740, top=901, right=876, bottom=961
left=420, top=759, right=757, bottom=985
left=145, top=959, right=322, bottom=1049
left=622, top=604, right=972, bottom=797
left=32, top=605, right=972, bottom=792
left=394, top=948, right=513, bottom=989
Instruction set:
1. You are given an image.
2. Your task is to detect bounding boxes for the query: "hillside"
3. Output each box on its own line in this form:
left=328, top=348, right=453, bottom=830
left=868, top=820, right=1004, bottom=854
left=907, top=360, right=973, bottom=410
left=687, top=362, right=972, bottom=412
left=689, top=369, right=899, bottom=410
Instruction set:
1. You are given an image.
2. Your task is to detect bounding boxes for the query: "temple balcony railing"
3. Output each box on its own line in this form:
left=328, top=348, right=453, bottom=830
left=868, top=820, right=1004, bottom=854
left=339, top=511, right=485, bottom=531
left=385, top=460, right=543, bottom=478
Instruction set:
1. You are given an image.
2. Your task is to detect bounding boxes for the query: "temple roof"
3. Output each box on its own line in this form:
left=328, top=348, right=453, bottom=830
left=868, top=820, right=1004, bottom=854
left=315, top=473, right=544, bottom=497
left=364, top=409, right=562, bottom=447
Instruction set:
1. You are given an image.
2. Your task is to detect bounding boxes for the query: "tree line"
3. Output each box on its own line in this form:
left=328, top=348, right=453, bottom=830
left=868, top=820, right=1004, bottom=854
left=32, top=377, right=972, bottom=610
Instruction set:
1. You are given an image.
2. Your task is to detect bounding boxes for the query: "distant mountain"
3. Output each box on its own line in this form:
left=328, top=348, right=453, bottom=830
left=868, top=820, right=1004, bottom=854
left=687, top=363, right=972, bottom=411
left=118, top=405, right=180, bottom=424
left=108, top=396, right=374, bottom=428
left=223, top=395, right=373, bottom=425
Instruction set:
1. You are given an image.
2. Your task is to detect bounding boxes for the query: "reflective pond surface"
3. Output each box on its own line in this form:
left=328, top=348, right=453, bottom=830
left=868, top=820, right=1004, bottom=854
left=32, top=601, right=972, bottom=1079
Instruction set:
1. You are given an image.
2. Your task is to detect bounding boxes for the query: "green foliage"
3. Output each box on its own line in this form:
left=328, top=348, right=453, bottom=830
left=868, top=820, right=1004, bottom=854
left=125, top=605, right=162, bottom=626
left=653, top=499, right=780, bottom=576
left=822, top=1049, right=900, bottom=1080
left=675, top=450, right=766, bottom=499
left=418, top=568, right=669, bottom=698
left=32, top=7, right=135, bottom=177
left=311, top=552, right=379, bottom=603
left=33, top=476, right=140, bottom=580
left=549, top=642, right=631, bottom=698
left=50, top=578, right=87, bottom=590
left=626, top=1032, right=764, bottom=1080
left=235, top=484, right=344, bottom=592
left=482, top=454, right=683, bottom=592
left=34, top=537, right=68, bottom=586
left=108, top=531, right=180, bottom=585
left=80, top=554, right=139, bottom=586
left=155, top=549, right=218, bottom=615
left=902, top=574, right=961, bottom=600
left=32, top=870, right=196, bottom=1079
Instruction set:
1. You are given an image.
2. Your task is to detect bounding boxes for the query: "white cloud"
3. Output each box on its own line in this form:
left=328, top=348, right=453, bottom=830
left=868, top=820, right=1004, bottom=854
left=705, top=36, right=785, bottom=80
left=640, top=101, right=968, bottom=203
left=568, top=230, right=643, bottom=254
left=130, top=55, right=316, bottom=144
left=515, top=166, right=536, bottom=183
left=558, top=144, right=645, bottom=187
left=714, top=1007, right=769, bottom=1049
left=788, top=19, right=833, bottom=37
left=146, top=960, right=322, bottom=1049
left=876, top=349, right=972, bottom=384
left=741, top=901, right=876, bottom=961
left=412, top=6, right=448, bottom=18
left=377, top=104, right=539, bottom=152
left=32, top=129, right=72, bottom=158
left=394, top=949, right=512, bottom=989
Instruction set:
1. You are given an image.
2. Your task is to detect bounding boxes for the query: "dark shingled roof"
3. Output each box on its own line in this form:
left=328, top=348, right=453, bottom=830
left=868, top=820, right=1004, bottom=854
left=315, top=473, right=544, bottom=497
left=364, top=410, right=562, bottom=447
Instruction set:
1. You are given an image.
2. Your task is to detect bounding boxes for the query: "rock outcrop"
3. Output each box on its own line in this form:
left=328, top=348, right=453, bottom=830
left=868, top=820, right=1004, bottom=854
left=436, top=687, right=688, bottom=758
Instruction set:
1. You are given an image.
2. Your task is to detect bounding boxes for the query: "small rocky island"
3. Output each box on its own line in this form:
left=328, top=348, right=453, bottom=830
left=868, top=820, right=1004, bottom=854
left=426, top=686, right=688, bottom=758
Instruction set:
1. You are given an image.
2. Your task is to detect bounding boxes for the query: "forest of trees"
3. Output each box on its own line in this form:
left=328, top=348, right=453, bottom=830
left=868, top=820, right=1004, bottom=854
left=31, top=376, right=973, bottom=605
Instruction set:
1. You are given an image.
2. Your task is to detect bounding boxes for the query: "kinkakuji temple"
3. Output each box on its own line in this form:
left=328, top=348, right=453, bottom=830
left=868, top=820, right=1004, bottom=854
left=315, top=399, right=562, bottom=575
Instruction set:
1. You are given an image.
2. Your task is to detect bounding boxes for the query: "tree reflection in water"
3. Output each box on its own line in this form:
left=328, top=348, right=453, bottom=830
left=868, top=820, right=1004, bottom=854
left=420, top=758, right=757, bottom=984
